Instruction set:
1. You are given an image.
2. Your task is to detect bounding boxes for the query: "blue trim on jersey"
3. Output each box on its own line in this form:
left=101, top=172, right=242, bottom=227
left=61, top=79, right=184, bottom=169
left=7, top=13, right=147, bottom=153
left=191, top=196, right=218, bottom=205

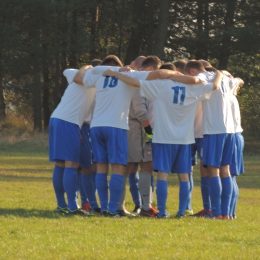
left=230, top=133, right=244, bottom=176
left=49, top=118, right=80, bottom=162
left=152, top=143, right=191, bottom=173
left=90, top=126, right=128, bottom=165
left=79, top=123, right=93, bottom=168
left=203, top=133, right=235, bottom=168
left=191, top=138, right=203, bottom=166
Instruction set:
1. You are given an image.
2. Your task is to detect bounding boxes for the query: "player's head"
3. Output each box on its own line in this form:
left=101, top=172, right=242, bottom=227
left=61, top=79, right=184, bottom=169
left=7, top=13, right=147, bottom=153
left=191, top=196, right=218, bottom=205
left=198, top=59, right=211, bottom=68
left=90, top=59, right=102, bottom=67
left=130, top=56, right=146, bottom=70
left=101, top=55, right=123, bottom=67
left=140, top=55, right=162, bottom=71
left=173, top=60, right=187, bottom=74
left=184, top=60, right=206, bottom=76
left=160, top=62, right=176, bottom=71
left=220, top=70, right=233, bottom=78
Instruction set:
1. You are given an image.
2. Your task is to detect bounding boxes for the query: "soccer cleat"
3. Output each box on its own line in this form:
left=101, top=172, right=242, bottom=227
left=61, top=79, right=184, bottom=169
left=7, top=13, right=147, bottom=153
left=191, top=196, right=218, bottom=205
left=91, top=207, right=101, bottom=214
left=83, top=203, right=91, bottom=213
left=175, top=213, right=185, bottom=219
left=185, top=209, right=194, bottom=216
left=191, top=209, right=212, bottom=217
left=117, top=207, right=135, bottom=217
left=222, top=215, right=230, bottom=220
left=101, top=210, right=121, bottom=218
left=140, top=207, right=158, bottom=218
left=150, top=206, right=159, bottom=214
left=60, top=208, right=92, bottom=216
left=204, top=214, right=222, bottom=220
left=55, top=206, right=67, bottom=213
left=132, top=206, right=141, bottom=215
left=155, top=213, right=170, bottom=219
left=232, top=214, right=237, bottom=219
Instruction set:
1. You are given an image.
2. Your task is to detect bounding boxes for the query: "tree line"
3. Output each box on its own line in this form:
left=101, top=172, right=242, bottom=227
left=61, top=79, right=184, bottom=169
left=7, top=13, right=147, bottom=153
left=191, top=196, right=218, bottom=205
left=0, top=0, right=259, bottom=138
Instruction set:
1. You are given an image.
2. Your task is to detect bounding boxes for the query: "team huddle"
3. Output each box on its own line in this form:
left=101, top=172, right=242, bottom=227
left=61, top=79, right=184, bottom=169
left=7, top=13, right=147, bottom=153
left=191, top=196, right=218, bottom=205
left=49, top=54, right=244, bottom=219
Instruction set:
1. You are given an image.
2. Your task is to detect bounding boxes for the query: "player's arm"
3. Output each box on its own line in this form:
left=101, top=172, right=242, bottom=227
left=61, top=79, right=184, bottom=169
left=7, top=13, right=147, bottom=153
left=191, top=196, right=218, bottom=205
left=212, top=70, right=223, bottom=90
left=102, top=69, right=140, bottom=87
left=73, top=65, right=93, bottom=85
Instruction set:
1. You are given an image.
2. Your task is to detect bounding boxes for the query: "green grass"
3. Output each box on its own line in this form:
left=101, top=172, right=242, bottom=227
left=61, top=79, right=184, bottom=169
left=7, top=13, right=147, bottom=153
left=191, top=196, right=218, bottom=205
left=0, top=137, right=260, bottom=260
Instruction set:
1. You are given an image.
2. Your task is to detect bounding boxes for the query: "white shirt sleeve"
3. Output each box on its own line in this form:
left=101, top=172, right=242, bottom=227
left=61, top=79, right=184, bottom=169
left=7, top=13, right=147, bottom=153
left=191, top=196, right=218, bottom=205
left=63, top=69, right=79, bottom=84
left=139, top=79, right=163, bottom=101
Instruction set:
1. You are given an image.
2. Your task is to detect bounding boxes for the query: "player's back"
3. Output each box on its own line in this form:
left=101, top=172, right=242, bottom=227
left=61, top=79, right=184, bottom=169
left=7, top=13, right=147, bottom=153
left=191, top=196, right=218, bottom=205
left=139, top=79, right=213, bottom=144
left=83, top=68, right=149, bottom=130
left=51, top=69, right=96, bottom=127
left=198, top=72, right=239, bottom=134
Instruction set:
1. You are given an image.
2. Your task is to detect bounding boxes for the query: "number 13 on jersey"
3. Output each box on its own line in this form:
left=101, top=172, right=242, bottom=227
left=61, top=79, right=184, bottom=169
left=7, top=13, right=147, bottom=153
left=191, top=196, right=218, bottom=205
left=171, top=86, right=186, bottom=105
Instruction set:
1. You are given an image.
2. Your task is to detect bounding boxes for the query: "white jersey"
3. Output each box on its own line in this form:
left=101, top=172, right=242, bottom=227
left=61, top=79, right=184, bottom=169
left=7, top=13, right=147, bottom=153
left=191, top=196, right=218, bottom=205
left=139, top=79, right=214, bottom=144
left=83, top=67, right=149, bottom=130
left=197, top=72, right=240, bottom=134
left=51, top=69, right=96, bottom=128
left=230, top=94, right=243, bottom=133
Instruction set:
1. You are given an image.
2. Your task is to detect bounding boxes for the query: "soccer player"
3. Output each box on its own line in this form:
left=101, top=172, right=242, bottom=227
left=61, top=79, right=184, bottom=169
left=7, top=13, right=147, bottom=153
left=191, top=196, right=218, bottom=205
left=77, top=59, right=103, bottom=214
left=184, top=60, right=244, bottom=219
left=221, top=70, right=244, bottom=219
left=102, top=68, right=222, bottom=218
left=173, top=60, right=187, bottom=74
left=49, top=66, right=95, bottom=215
left=118, top=56, right=162, bottom=217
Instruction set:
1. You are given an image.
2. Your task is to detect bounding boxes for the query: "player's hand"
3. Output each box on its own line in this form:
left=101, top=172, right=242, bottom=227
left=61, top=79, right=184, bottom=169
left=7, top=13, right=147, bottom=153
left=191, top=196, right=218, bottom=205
left=145, top=132, right=153, bottom=143
left=102, top=69, right=115, bottom=77
left=80, top=65, right=93, bottom=70
left=119, top=66, right=132, bottom=72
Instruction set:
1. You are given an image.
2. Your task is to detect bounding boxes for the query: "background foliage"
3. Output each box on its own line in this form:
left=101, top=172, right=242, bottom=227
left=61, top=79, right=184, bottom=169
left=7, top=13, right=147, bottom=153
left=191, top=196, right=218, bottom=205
left=0, top=0, right=259, bottom=138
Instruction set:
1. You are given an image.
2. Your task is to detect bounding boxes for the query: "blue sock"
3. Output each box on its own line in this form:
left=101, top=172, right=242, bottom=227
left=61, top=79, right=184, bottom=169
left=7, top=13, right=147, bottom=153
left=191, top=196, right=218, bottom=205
left=78, top=173, right=88, bottom=206
left=108, top=174, right=124, bottom=213
left=96, top=173, right=108, bottom=212
left=201, top=176, right=211, bottom=211
left=52, top=165, right=67, bottom=208
left=63, top=168, right=78, bottom=211
left=81, top=174, right=99, bottom=209
left=129, top=172, right=141, bottom=207
left=178, top=182, right=190, bottom=216
left=209, top=176, right=222, bottom=216
left=156, top=180, right=168, bottom=216
left=221, top=176, right=233, bottom=216
left=232, top=176, right=239, bottom=217
left=186, top=172, right=193, bottom=210
left=92, top=172, right=97, bottom=191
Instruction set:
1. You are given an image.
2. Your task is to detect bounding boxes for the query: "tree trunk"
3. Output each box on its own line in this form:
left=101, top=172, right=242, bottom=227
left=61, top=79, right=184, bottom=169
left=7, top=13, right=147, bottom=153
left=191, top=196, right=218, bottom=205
left=124, top=0, right=146, bottom=65
left=153, top=0, right=171, bottom=59
left=218, top=0, right=237, bottom=70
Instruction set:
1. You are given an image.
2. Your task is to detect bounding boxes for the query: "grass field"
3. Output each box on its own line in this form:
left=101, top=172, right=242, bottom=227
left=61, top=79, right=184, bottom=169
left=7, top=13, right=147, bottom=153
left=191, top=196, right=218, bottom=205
left=0, top=135, right=260, bottom=260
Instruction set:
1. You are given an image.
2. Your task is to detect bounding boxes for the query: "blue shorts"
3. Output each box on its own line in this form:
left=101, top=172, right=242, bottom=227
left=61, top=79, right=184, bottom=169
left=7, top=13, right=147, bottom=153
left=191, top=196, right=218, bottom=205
left=230, top=133, right=244, bottom=176
left=152, top=143, right=191, bottom=174
left=191, top=138, right=203, bottom=165
left=90, top=126, right=128, bottom=165
left=79, top=123, right=93, bottom=168
left=49, top=118, right=81, bottom=162
left=203, top=133, right=235, bottom=168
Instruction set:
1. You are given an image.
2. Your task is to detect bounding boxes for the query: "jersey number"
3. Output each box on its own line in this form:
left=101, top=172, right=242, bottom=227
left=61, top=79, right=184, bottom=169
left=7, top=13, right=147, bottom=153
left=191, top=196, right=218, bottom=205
left=103, top=76, right=118, bottom=89
left=171, top=86, right=186, bottom=105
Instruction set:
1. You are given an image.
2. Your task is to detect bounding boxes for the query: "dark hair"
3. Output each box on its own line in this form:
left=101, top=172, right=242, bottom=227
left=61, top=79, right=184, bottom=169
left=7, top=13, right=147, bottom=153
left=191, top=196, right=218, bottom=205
left=173, top=60, right=187, bottom=74
left=141, top=55, right=162, bottom=70
left=101, top=55, right=123, bottom=67
left=184, top=60, right=205, bottom=74
left=160, top=62, right=176, bottom=71
left=90, top=59, right=102, bottom=67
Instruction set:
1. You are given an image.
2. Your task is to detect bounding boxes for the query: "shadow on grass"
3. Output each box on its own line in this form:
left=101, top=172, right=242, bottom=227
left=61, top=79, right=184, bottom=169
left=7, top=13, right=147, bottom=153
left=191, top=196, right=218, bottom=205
left=0, top=174, right=51, bottom=182
left=0, top=208, right=62, bottom=219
